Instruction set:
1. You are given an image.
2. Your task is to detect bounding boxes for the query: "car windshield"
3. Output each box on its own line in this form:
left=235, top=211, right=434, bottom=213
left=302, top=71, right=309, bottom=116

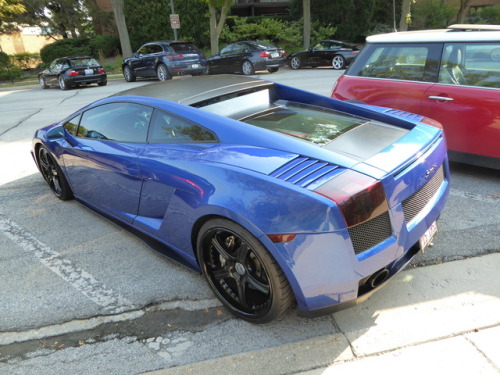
left=70, top=58, right=100, bottom=68
left=243, top=102, right=366, bottom=145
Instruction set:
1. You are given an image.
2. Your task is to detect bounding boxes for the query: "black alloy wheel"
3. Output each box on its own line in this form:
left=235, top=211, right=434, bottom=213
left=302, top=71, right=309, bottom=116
left=197, top=219, right=293, bottom=323
left=38, top=146, right=73, bottom=201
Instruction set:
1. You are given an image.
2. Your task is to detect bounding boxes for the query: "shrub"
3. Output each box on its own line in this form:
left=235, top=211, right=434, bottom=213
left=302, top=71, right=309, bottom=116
left=10, top=52, right=41, bottom=69
left=40, top=38, right=92, bottom=64
left=89, top=35, right=121, bottom=58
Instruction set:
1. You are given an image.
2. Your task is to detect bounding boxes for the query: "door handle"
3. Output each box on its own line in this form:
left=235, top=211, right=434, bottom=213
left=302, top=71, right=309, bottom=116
left=428, top=96, right=454, bottom=101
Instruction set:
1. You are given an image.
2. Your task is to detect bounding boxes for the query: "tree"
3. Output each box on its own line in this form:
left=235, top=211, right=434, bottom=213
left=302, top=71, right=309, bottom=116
left=111, top=0, right=132, bottom=57
left=303, top=0, right=310, bottom=49
left=0, top=0, right=25, bottom=34
left=200, top=0, right=231, bottom=55
left=399, top=0, right=415, bottom=31
left=456, top=0, right=471, bottom=23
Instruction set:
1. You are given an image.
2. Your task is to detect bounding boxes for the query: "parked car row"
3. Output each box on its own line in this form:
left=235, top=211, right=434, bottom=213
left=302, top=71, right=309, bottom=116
left=38, top=38, right=359, bottom=91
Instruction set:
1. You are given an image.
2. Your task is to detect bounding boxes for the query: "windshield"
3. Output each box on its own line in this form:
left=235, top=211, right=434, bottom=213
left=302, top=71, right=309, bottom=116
left=242, top=102, right=366, bottom=145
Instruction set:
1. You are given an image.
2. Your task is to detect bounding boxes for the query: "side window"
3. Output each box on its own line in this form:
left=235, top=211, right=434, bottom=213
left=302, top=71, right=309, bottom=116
left=354, top=43, right=440, bottom=82
left=439, top=42, right=500, bottom=88
left=220, top=44, right=234, bottom=55
left=64, top=114, right=81, bottom=135
left=148, top=110, right=217, bottom=143
left=78, top=103, right=153, bottom=143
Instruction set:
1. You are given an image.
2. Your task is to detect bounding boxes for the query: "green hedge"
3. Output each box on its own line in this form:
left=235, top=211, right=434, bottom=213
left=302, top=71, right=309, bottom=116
left=40, top=35, right=120, bottom=65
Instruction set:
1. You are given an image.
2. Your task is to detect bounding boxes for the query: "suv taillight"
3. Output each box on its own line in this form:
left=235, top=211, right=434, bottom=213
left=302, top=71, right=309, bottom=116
left=167, top=53, right=185, bottom=60
left=314, top=170, right=389, bottom=227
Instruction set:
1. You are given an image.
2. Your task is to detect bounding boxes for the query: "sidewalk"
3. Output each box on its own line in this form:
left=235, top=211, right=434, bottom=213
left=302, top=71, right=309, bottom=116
left=149, top=253, right=500, bottom=375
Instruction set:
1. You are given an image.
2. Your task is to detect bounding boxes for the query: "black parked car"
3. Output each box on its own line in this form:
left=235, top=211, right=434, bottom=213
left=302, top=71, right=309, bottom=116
left=288, top=40, right=360, bottom=70
left=39, top=56, right=107, bottom=90
left=122, top=41, right=207, bottom=82
left=207, top=41, right=286, bottom=75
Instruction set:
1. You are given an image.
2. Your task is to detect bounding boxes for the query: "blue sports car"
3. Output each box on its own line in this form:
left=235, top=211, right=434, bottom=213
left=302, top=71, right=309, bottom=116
left=32, top=75, right=449, bottom=323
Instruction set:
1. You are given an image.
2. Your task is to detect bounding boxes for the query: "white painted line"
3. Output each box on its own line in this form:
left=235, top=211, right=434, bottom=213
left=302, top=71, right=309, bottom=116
left=0, top=215, right=132, bottom=314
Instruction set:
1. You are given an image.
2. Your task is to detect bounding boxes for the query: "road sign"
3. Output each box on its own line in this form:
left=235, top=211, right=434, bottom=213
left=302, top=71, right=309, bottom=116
left=170, top=14, right=180, bottom=29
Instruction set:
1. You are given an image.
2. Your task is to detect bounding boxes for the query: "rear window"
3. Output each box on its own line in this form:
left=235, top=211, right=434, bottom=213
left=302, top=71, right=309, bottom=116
left=243, top=102, right=366, bottom=145
left=170, top=43, right=199, bottom=52
left=70, top=58, right=100, bottom=68
left=347, top=43, right=442, bottom=82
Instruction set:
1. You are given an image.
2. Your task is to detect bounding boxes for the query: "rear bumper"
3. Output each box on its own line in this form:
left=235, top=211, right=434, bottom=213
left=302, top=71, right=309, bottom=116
left=69, top=74, right=107, bottom=84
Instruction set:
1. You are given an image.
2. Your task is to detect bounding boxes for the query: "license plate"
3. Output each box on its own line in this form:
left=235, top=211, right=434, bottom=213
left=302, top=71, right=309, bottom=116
left=191, top=64, right=200, bottom=69
left=419, top=221, right=437, bottom=252
left=84, top=69, right=93, bottom=75
left=271, top=53, right=279, bottom=58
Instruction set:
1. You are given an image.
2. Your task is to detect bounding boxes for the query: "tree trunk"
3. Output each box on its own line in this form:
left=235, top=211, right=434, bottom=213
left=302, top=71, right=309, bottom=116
left=208, top=0, right=231, bottom=56
left=456, top=0, right=471, bottom=23
left=303, top=0, right=311, bottom=49
left=111, top=0, right=132, bottom=58
left=399, top=0, right=412, bottom=31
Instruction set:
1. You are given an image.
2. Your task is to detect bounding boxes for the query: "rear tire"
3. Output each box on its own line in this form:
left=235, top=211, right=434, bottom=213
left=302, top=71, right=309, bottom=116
left=197, top=218, right=293, bottom=323
left=98, top=80, right=107, bottom=86
left=332, top=55, right=346, bottom=70
left=157, top=64, right=171, bottom=81
left=58, top=75, right=70, bottom=90
left=267, top=67, right=279, bottom=73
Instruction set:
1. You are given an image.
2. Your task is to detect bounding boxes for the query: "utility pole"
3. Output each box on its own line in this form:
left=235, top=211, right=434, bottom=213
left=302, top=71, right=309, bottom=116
left=169, top=0, right=178, bottom=41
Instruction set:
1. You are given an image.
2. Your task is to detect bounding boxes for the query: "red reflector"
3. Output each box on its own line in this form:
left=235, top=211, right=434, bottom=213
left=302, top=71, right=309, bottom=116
left=268, top=234, right=296, bottom=243
left=314, top=170, right=389, bottom=227
left=68, top=70, right=79, bottom=76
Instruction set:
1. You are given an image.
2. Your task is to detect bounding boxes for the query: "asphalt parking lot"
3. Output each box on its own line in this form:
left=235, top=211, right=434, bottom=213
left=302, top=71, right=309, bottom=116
left=0, top=69, right=499, bottom=374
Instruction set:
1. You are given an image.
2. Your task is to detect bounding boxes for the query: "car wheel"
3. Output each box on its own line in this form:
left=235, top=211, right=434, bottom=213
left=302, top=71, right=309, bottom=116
left=197, top=218, right=293, bottom=323
left=39, top=76, right=49, bottom=89
left=98, top=80, right=107, bottom=86
left=267, top=67, right=279, bottom=73
left=491, top=48, right=500, bottom=62
left=157, top=64, right=171, bottom=81
left=123, top=65, right=136, bottom=82
left=58, top=75, right=70, bottom=90
left=332, top=55, right=346, bottom=70
left=38, top=146, right=73, bottom=201
left=289, top=56, right=301, bottom=70
left=241, top=60, right=255, bottom=75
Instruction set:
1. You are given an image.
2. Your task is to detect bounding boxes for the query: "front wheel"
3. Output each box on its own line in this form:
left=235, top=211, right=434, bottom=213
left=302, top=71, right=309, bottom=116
left=38, top=146, right=73, bottom=201
left=197, top=218, right=293, bottom=323
left=39, top=76, right=49, bottom=89
left=289, top=56, right=301, bottom=70
left=332, top=55, right=346, bottom=70
left=241, top=60, right=255, bottom=75
left=157, top=64, right=171, bottom=81
left=123, top=65, right=136, bottom=82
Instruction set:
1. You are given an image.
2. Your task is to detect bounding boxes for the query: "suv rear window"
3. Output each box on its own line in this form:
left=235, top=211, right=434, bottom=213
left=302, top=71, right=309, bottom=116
left=170, top=43, right=199, bottom=52
left=350, top=43, right=442, bottom=82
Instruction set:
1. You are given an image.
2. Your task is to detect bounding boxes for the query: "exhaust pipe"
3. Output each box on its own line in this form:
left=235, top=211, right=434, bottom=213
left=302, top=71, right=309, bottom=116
left=368, top=268, right=390, bottom=289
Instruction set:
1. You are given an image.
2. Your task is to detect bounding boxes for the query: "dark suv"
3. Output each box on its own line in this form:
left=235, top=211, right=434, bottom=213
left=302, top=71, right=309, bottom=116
left=122, top=41, right=207, bottom=82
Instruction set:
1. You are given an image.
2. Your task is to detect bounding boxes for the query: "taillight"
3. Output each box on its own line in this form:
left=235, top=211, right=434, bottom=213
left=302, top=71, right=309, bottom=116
left=97, top=68, right=106, bottom=74
left=314, top=170, right=389, bottom=227
left=280, top=49, right=286, bottom=57
left=420, top=117, right=443, bottom=129
left=67, top=70, right=79, bottom=76
left=167, top=53, right=185, bottom=60
left=260, top=51, right=271, bottom=58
